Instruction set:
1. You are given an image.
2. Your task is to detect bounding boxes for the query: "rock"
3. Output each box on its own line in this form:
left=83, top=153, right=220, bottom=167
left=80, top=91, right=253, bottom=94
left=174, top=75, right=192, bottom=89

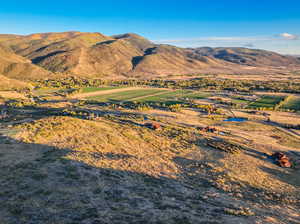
left=271, top=152, right=292, bottom=168
left=278, top=158, right=292, bottom=168
left=145, top=122, right=161, bottom=130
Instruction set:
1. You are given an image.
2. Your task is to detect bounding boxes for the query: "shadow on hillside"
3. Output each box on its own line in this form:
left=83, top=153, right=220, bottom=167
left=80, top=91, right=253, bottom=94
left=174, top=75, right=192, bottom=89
left=0, top=103, right=149, bottom=127
left=242, top=146, right=271, bottom=161
left=32, top=50, right=67, bottom=64
left=0, top=134, right=300, bottom=224
left=260, top=166, right=300, bottom=188
left=0, top=135, right=230, bottom=224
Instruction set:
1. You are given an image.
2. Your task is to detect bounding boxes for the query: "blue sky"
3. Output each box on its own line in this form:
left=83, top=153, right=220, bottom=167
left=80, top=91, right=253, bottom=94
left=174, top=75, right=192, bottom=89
left=0, top=0, right=299, bottom=54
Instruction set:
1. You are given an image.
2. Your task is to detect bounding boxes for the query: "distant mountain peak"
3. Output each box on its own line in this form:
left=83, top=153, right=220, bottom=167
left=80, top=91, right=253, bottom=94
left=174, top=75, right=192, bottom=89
left=112, top=33, right=146, bottom=39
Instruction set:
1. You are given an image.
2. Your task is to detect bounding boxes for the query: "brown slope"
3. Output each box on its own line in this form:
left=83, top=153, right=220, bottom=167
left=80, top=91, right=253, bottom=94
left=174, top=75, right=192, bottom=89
left=190, top=47, right=300, bottom=67
left=0, top=74, right=32, bottom=91
left=3, top=31, right=300, bottom=79
left=4, top=32, right=221, bottom=78
left=3, top=31, right=85, bottom=54
left=4, top=32, right=146, bottom=77
left=0, top=31, right=253, bottom=78
left=0, top=34, right=22, bottom=43
left=2, top=32, right=111, bottom=75
left=5, top=32, right=111, bottom=59
left=130, top=45, right=225, bottom=77
left=73, top=39, right=143, bottom=76
left=4, top=32, right=143, bottom=77
left=0, top=44, right=52, bottom=80
left=112, top=33, right=155, bottom=51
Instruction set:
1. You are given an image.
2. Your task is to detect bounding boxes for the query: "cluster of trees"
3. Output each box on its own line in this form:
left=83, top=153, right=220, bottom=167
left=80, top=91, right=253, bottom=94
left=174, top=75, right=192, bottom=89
left=35, top=77, right=300, bottom=93
left=6, top=99, right=36, bottom=108
left=84, top=99, right=221, bottom=115
left=35, top=77, right=113, bottom=89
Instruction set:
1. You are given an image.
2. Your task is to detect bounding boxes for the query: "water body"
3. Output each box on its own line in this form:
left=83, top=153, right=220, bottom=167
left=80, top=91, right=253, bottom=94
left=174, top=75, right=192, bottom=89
left=223, top=117, right=248, bottom=122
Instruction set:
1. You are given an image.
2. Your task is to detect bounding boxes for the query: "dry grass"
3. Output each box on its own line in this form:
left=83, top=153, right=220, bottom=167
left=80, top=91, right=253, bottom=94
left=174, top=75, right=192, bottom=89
left=14, top=115, right=300, bottom=195
left=1, top=107, right=300, bottom=223
left=16, top=116, right=195, bottom=178
left=0, top=91, right=27, bottom=100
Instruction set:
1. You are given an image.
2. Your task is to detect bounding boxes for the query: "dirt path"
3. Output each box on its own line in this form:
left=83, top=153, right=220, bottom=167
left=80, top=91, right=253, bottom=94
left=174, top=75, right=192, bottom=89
left=275, top=126, right=300, bottom=140
left=69, top=87, right=145, bottom=99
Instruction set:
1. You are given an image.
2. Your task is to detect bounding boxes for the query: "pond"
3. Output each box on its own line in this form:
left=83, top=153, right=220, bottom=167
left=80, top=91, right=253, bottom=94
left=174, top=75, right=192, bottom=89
left=223, top=117, right=248, bottom=122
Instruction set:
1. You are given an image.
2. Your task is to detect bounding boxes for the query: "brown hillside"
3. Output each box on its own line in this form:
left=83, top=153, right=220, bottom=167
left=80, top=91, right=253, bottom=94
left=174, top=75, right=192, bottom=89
left=130, top=45, right=225, bottom=77
left=0, top=34, right=22, bottom=43
left=190, top=47, right=300, bottom=67
left=1, top=31, right=300, bottom=79
left=1, top=32, right=229, bottom=77
left=112, top=33, right=155, bottom=51
left=19, top=35, right=143, bottom=77
left=0, top=44, right=52, bottom=80
left=0, top=74, right=31, bottom=90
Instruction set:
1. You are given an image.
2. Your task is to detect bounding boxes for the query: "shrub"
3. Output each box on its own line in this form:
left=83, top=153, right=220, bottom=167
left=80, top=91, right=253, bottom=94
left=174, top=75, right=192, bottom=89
left=168, top=104, right=182, bottom=112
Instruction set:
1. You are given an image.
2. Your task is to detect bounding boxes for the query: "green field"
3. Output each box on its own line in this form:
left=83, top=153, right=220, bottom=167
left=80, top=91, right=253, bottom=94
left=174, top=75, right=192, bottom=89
left=280, top=96, right=300, bottom=111
left=87, top=89, right=168, bottom=102
left=86, top=88, right=211, bottom=103
left=231, top=99, right=250, bottom=104
left=247, top=95, right=285, bottom=109
left=137, top=90, right=210, bottom=102
left=81, top=86, right=125, bottom=93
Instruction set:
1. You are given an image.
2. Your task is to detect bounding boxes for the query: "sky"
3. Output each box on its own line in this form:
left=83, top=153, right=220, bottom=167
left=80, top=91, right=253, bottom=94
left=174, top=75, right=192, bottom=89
left=0, top=0, right=299, bottom=54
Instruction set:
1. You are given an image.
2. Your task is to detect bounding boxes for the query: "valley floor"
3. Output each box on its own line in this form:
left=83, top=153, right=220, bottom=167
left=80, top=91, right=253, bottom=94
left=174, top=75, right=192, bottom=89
left=0, top=85, right=300, bottom=224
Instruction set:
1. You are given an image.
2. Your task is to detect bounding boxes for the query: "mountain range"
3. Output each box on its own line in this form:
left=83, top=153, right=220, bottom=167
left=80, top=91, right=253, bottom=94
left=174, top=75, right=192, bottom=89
left=0, top=31, right=300, bottom=81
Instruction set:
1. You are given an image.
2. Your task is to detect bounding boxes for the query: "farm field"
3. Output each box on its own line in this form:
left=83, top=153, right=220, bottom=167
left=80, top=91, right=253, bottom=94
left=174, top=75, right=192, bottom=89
left=280, top=96, right=300, bottom=111
left=87, top=88, right=168, bottom=102
left=136, top=90, right=210, bottom=102
left=231, top=98, right=250, bottom=104
left=80, top=86, right=126, bottom=93
left=84, top=87, right=212, bottom=103
left=247, top=95, right=285, bottom=109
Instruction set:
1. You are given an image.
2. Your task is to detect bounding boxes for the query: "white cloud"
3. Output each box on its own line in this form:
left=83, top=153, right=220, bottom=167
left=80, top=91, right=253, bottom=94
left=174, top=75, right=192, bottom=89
left=279, top=33, right=298, bottom=40
left=243, top=43, right=255, bottom=48
left=154, top=33, right=299, bottom=44
left=154, top=36, right=269, bottom=43
left=152, top=34, right=300, bottom=54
